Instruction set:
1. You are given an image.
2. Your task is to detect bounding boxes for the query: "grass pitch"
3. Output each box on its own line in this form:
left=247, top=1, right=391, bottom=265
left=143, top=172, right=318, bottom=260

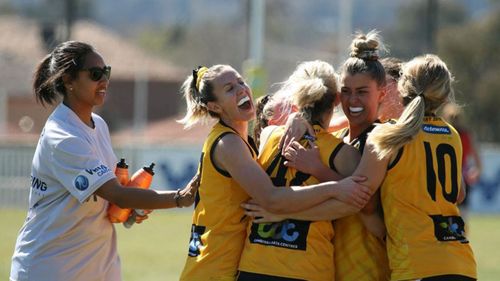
left=1, top=208, right=499, bottom=280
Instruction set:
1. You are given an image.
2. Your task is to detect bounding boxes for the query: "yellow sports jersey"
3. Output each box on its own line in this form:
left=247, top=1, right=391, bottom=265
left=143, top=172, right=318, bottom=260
left=381, top=117, right=477, bottom=280
left=238, top=125, right=345, bottom=281
left=333, top=124, right=391, bottom=281
left=180, top=122, right=257, bottom=281
left=333, top=216, right=390, bottom=281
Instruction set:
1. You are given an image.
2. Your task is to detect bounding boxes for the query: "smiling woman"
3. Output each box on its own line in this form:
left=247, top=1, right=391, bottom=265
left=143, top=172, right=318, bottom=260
left=330, top=31, right=391, bottom=281
left=177, top=65, right=371, bottom=281
left=273, top=31, right=392, bottom=281
left=10, top=41, right=199, bottom=281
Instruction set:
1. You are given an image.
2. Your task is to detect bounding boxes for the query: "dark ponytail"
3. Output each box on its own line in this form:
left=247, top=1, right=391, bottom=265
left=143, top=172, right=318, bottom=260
left=32, top=41, right=94, bottom=106
left=33, top=54, right=55, bottom=105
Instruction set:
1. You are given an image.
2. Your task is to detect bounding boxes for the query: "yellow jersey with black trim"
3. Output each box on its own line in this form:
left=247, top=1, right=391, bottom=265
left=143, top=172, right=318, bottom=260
left=238, top=125, right=345, bottom=281
left=180, top=122, right=257, bottom=281
left=333, top=124, right=390, bottom=281
left=381, top=117, right=477, bottom=280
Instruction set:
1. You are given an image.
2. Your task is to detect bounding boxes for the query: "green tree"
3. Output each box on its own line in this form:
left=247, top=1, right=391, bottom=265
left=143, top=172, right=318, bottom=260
left=0, top=2, right=14, bottom=15
left=386, top=0, right=467, bottom=59
left=437, top=8, right=500, bottom=142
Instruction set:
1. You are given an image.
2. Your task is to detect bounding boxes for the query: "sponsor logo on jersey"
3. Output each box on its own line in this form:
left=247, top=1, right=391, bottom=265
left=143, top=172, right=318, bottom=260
left=422, top=124, right=451, bottom=135
left=249, top=219, right=310, bottom=250
left=30, top=175, right=47, bottom=191
left=74, top=164, right=110, bottom=193
left=429, top=215, right=469, bottom=243
left=85, top=164, right=111, bottom=177
left=74, top=175, right=89, bottom=191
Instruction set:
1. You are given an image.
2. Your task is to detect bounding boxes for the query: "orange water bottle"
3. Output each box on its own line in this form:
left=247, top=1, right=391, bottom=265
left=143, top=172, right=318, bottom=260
left=108, top=163, right=155, bottom=223
left=123, top=163, right=155, bottom=228
left=115, top=158, right=129, bottom=186
left=127, top=163, right=155, bottom=189
left=108, top=159, right=131, bottom=223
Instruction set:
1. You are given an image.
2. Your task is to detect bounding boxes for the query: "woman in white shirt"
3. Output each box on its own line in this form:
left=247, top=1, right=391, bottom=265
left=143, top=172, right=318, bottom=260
left=10, top=41, right=197, bottom=281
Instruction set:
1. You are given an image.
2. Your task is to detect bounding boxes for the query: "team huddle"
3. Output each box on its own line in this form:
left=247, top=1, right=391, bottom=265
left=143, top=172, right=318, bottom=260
left=10, top=30, right=476, bottom=281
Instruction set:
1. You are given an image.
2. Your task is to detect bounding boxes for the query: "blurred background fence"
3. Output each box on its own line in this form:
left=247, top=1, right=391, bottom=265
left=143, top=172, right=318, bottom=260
left=0, top=142, right=202, bottom=208
left=2, top=142, right=500, bottom=212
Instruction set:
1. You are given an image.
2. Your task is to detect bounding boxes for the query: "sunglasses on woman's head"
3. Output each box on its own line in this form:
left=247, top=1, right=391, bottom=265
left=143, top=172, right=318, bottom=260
left=81, top=66, right=112, bottom=81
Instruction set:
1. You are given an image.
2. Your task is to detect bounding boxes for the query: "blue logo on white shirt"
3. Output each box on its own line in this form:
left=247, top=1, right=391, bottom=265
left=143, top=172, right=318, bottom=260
left=74, top=175, right=89, bottom=191
left=85, top=164, right=111, bottom=177
left=422, top=125, right=451, bottom=134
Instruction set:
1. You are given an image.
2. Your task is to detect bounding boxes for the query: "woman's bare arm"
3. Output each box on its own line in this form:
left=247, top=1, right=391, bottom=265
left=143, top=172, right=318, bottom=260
left=214, top=133, right=371, bottom=214
left=95, top=174, right=199, bottom=209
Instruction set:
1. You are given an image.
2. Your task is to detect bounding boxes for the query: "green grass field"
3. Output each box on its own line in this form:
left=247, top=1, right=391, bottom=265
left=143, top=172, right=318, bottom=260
left=1, top=208, right=499, bottom=280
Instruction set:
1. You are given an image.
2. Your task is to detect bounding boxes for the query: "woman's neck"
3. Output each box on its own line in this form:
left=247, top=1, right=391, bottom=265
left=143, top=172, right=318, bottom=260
left=62, top=100, right=94, bottom=128
left=220, top=118, right=248, bottom=140
left=347, top=122, right=374, bottom=141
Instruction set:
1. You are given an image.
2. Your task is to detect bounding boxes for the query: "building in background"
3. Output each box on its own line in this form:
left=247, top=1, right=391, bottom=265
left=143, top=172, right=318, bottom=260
left=0, top=15, right=187, bottom=142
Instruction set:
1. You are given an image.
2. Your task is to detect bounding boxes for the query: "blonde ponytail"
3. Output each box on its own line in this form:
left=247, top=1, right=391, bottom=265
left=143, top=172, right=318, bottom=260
left=370, top=95, right=425, bottom=159
left=370, top=54, right=454, bottom=159
left=292, top=78, right=328, bottom=109
left=177, top=75, right=212, bottom=129
left=265, top=60, right=338, bottom=126
left=177, top=64, right=229, bottom=129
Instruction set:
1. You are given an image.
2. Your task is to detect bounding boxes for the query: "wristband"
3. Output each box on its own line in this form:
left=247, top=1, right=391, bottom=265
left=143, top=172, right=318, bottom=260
left=174, top=189, right=182, bottom=208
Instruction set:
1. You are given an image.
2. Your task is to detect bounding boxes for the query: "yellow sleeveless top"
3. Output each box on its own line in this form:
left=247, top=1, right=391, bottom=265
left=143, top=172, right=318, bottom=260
left=381, top=117, right=477, bottom=280
left=180, top=122, right=257, bottom=281
left=333, top=125, right=390, bottom=281
left=238, top=125, right=344, bottom=281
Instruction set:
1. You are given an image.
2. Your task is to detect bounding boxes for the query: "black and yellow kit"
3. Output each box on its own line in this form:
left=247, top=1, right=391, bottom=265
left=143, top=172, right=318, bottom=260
left=381, top=117, right=477, bottom=280
left=238, top=125, right=345, bottom=281
left=180, top=122, right=257, bottom=281
left=333, top=123, right=391, bottom=281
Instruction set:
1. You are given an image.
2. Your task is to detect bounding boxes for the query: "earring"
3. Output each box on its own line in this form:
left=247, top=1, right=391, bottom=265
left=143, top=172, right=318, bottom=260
left=69, top=87, right=73, bottom=91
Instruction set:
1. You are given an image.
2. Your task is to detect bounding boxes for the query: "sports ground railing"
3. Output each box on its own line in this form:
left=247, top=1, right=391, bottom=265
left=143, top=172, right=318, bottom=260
left=0, top=143, right=202, bottom=208
left=1, top=142, right=499, bottom=212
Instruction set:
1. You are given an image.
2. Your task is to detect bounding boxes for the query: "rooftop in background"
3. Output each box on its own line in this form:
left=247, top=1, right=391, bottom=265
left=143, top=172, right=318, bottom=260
left=0, top=15, right=186, bottom=95
left=0, top=15, right=190, bottom=142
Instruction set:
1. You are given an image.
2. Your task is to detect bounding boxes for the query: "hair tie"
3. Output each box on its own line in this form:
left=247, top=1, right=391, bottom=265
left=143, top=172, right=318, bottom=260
left=353, top=50, right=379, bottom=61
left=194, top=66, right=209, bottom=91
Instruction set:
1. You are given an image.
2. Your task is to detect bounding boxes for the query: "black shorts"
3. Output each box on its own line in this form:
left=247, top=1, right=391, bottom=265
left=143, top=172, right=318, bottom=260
left=420, top=274, right=476, bottom=281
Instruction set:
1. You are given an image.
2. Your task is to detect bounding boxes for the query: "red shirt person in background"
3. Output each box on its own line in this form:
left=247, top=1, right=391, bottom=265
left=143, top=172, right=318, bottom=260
left=442, top=103, right=482, bottom=221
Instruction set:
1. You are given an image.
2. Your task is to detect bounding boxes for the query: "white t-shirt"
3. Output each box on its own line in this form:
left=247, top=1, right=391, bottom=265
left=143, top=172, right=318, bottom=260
left=11, top=103, right=121, bottom=281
